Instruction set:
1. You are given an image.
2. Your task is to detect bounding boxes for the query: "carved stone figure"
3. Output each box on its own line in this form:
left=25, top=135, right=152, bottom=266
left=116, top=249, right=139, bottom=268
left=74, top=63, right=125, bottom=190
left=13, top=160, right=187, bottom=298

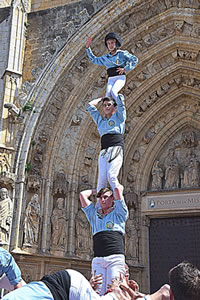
left=0, top=188, right=12, bottom=244
left=75, top=209, right=92, bottom=259
left=125, top=208, right=138, bottom=260
left=53, top=172, right=68, bottom=195
left=23, top=194, right=40, bottom=246
left=51, top=198, right=68, bottom=248
left=0, top=154, right=9, bottom=173
left=164, top=148, right=179, bottom=189
left=181, top=131, right=196, bottom=148
left=183, top=156, right=199, bottom=188
left=151, top=160, right=164, bottom=190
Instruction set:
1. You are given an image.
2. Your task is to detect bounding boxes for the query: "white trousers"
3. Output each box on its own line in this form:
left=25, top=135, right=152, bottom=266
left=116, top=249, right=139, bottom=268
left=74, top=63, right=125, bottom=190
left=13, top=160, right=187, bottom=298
left=106, top=75, right=126, bottom=101
left=92, top=254, right=125, bottom=296
left=68, top=269, right=117, bottom=300
left=97, top=146, right=123, bottom=193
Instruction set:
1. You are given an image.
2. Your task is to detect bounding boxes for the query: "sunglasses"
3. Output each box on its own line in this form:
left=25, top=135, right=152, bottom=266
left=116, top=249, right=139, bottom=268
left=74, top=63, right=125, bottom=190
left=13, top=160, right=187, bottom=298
left=103, top=103, right=113, bottom=108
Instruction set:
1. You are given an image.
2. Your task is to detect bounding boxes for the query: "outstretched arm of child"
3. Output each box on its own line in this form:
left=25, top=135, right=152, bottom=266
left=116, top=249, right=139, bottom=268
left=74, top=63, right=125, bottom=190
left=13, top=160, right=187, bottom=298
left=86, top=36, right=93, bottom=48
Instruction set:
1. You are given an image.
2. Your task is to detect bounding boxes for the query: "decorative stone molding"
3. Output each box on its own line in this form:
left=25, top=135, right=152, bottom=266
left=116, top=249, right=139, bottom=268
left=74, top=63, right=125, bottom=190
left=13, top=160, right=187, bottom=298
left=4, top=103, right=20, bottom=119
left=132, top=74, right=200, bottom=118
left=0, top=172, right=16, bottom=187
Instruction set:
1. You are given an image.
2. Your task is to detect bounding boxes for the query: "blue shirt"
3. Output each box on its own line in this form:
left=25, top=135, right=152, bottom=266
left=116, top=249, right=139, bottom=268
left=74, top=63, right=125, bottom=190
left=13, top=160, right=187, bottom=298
left=86, top=47, right=138, bottom=72
left=2, top=281, right=53, bottom=300
left=88, top=94, right=126, bottom=137
left=0, top=248, right=22, bottom=286
left=82, top=197, right=129, bottom=235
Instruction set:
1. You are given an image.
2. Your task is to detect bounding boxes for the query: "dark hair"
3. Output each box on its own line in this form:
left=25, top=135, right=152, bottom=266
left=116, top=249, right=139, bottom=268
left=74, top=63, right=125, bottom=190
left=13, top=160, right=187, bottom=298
left=169, top=261, right=200, bottom=300
left=105, top=32, right=122, bottom=48
left=97, top=187, right=113, bottom=198
left=102, top=97, right=117, bottom=107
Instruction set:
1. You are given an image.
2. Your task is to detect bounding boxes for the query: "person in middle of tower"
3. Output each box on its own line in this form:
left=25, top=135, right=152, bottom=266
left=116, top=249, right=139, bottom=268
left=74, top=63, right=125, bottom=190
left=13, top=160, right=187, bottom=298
left=86, top=33, right=138, bottom=101
left=79, top=185, right=129, bottom=296
left=88, top=94, right=126, bottom=199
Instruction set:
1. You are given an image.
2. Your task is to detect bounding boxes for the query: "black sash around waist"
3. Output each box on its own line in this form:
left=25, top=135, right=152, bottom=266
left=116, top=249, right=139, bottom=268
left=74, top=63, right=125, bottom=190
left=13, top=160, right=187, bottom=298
left=101, top=133, right=124, bottom=150
left=41, top=270, right=71, bottom=300
left=107, top=66, right=125, bottom=77
left=93, top=231, right=124, bottom=257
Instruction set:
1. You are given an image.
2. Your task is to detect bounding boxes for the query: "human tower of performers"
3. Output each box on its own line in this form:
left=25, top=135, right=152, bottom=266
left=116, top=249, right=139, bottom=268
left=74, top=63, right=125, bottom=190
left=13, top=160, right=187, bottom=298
left=0, top=33, right=199, bottom=300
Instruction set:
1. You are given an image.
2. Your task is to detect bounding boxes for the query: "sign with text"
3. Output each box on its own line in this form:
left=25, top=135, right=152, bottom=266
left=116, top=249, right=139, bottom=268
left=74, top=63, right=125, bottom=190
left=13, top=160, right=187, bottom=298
left=142, top=191, right=200, bottom=213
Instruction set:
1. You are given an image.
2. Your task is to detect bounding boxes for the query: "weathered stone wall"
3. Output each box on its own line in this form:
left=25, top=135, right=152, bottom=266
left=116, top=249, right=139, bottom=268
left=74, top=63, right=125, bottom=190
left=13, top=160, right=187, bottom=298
left=23, top=0, right=113, bottom=81
left=31, top=0, right=78, bottom=12
left=0, top=0, right=11, bottom=8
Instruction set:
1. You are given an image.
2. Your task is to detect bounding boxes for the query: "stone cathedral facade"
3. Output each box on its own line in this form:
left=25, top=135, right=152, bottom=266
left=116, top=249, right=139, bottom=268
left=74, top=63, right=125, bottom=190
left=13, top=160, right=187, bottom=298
left=1, top=0, right=200, bottom=293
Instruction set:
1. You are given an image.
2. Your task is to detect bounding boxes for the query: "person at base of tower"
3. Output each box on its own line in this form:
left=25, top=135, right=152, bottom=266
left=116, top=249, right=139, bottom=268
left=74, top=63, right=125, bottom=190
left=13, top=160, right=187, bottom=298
left=2, top=268, right=171, bottom=300
left=88, top=94, right=125, bottom=201
left=86, top=33, right=138, bottom=101
left=80, top=185, right=128, bottom=295
left=0, top=247, right=25, bottom=291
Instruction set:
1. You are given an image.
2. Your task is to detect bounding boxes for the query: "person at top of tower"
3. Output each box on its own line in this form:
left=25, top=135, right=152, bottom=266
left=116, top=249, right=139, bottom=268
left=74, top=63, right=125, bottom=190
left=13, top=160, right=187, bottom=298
left=86, top=32, right=138, bottom=102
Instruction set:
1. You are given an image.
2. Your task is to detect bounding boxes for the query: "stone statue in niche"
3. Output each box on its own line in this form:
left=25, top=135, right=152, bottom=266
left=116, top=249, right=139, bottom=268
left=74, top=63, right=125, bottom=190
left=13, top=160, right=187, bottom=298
left=0, top=188, right=12, bottom=244
left=125, top=207, right=138, bottom=260
left=75, top=209, right=92, bottom=259
left=183, top=156, right=199, bottom=188
left=53, top=172, right=68, bottom=195
left=0, top=154, right=9, bottom=173
left=151, top=160, right=164, bottom=190
left=51, top=198, right=68, bottom=248
left=164, top=148, right=180, bottom=189
left=23, top=194, right=40, bottom=246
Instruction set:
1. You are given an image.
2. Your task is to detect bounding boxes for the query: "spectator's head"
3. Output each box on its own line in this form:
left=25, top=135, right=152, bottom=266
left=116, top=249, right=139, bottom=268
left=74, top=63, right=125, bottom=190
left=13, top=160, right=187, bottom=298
left=169, top=261, right=200, bottom=300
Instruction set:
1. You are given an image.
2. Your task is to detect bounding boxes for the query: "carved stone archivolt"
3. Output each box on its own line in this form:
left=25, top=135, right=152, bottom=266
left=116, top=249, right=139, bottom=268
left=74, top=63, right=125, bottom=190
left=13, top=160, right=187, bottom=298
left=149, top=129, right=200, bottom=190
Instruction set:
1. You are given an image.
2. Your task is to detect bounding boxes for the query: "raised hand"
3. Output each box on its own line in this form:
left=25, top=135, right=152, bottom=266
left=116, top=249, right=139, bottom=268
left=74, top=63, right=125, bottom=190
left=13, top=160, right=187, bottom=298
left=86, top=36, right=93, bottom=48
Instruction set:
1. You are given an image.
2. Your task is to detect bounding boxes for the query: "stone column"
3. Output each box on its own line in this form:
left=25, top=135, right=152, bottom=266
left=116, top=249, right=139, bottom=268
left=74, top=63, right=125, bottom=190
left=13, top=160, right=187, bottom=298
left=0, top=0, right=32, bottom=249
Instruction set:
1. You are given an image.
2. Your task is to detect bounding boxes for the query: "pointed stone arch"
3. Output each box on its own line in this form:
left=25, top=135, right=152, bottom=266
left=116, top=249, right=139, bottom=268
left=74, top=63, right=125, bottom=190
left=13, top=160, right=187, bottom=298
left=10, top=0, right=200, bottom=289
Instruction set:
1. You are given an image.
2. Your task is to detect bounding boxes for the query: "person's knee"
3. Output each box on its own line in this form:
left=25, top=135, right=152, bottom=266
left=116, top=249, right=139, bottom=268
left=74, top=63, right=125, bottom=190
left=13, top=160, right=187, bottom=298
left=107, top=173, right=118, bottom=188
left=110, top=89, right=118, bottom=100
